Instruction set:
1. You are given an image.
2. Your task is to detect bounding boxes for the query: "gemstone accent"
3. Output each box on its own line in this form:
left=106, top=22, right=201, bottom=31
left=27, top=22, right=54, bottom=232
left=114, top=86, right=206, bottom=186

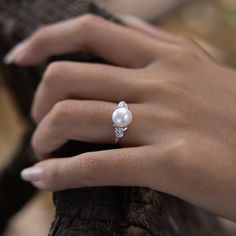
left=113, top=125, right=128, bottom=139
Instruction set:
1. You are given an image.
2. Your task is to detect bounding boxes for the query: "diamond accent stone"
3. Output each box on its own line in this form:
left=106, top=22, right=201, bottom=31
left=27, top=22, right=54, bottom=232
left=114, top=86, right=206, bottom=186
left=113, top=125, right=128, bottom=138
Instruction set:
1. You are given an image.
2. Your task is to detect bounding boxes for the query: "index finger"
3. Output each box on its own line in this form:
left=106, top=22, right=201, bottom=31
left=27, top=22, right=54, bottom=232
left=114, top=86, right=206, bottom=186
left=7, top=14, right=168, bottom=68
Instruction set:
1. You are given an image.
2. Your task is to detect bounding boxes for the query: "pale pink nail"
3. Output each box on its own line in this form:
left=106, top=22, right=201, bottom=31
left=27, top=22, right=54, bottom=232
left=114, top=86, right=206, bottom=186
left=20, top=167, right=44, bottom=182
left=3, top=40, right=29, bottom=64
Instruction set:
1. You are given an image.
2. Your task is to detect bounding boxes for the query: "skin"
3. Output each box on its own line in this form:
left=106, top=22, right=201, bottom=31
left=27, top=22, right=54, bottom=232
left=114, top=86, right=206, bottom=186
left=6, top=14, right=236, bottom=221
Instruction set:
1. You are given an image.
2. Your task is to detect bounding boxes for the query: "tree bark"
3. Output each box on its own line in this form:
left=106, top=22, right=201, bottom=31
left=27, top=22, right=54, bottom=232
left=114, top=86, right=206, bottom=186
left=0, top=0, right=225, bottom=235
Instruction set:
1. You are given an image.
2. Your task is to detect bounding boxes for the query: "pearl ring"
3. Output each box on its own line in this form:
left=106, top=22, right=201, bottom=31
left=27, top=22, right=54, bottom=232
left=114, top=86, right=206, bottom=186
left=112, top=101, right=133, bottom=144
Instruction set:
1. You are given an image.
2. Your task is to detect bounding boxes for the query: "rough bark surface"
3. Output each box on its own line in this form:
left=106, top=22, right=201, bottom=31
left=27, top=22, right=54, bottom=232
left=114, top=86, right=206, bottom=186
left=0, top=0, right=225, bottom=235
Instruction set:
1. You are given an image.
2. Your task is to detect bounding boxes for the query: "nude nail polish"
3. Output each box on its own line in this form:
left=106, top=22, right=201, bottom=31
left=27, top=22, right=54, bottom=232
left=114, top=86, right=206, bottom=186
left=20, top=167, right=44, bottom=182
left=3, top=41, right=28, bottom=64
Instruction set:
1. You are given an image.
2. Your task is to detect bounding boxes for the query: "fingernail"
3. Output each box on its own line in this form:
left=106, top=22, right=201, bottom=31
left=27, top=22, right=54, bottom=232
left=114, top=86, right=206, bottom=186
left=3, top=40, right=29, bottom=64
left=20, top=167, right=44, bottom=182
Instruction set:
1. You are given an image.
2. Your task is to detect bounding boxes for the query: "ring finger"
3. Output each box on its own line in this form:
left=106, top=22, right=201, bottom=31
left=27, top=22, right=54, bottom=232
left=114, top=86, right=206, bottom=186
left=32, top=100, right=151, bottom=159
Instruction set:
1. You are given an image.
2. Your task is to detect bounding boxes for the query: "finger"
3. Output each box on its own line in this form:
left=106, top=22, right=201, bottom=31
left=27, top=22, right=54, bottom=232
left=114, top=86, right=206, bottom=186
left=32, top=100, right=150, bottom=158
left=6, top=14, right=167, bottom=67
left=20, top=146, right=153, bottom=191
left=32, top=61, right=143, bottom=123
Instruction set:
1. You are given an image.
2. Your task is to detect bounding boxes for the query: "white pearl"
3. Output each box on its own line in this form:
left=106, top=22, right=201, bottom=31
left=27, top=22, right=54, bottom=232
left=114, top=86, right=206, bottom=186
left=112, top=107, right=133, bottom=128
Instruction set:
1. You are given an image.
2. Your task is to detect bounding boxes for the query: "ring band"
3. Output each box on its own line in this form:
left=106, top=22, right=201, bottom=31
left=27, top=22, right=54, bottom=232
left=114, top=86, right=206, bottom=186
left=112, top=101, right=133, bottom=144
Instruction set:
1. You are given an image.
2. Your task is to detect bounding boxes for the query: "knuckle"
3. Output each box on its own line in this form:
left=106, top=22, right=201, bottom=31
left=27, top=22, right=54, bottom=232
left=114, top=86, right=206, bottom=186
left=50, top=100, right=73, bottom=126
left=43, top=62, right=67, bottom=85
left=77, top=14, right=99, bottom=33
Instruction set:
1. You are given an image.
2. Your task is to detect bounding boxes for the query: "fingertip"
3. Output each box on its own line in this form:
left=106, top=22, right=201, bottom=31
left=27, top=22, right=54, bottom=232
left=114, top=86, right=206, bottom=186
left=20, top=166, right=44, bottom=182
left=3, top=40, right=45, bottom=66
left=3, top=40, right=30, bottom=65
left=31, top=158, right=73, bottom=191
left=20, top=160, right=56, bottom=190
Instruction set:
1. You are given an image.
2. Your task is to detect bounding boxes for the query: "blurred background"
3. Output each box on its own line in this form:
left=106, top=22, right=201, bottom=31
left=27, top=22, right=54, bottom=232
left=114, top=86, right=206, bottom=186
left=0, top=0, right=236, bottom=235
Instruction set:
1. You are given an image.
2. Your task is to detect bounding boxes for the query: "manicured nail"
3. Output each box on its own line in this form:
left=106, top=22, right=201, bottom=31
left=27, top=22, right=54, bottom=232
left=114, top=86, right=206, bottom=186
left=3, top=41, right=28, bottom=64
left=20, top=167, right=44, bottom=182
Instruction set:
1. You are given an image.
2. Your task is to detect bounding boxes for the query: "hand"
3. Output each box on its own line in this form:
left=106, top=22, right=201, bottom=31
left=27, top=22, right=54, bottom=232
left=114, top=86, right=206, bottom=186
left=6, top=14, right=236, bottom=221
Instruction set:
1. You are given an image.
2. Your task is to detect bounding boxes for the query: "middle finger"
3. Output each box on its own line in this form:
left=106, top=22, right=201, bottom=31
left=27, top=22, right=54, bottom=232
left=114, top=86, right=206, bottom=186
left=32, top=61, right=142, bottom=123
